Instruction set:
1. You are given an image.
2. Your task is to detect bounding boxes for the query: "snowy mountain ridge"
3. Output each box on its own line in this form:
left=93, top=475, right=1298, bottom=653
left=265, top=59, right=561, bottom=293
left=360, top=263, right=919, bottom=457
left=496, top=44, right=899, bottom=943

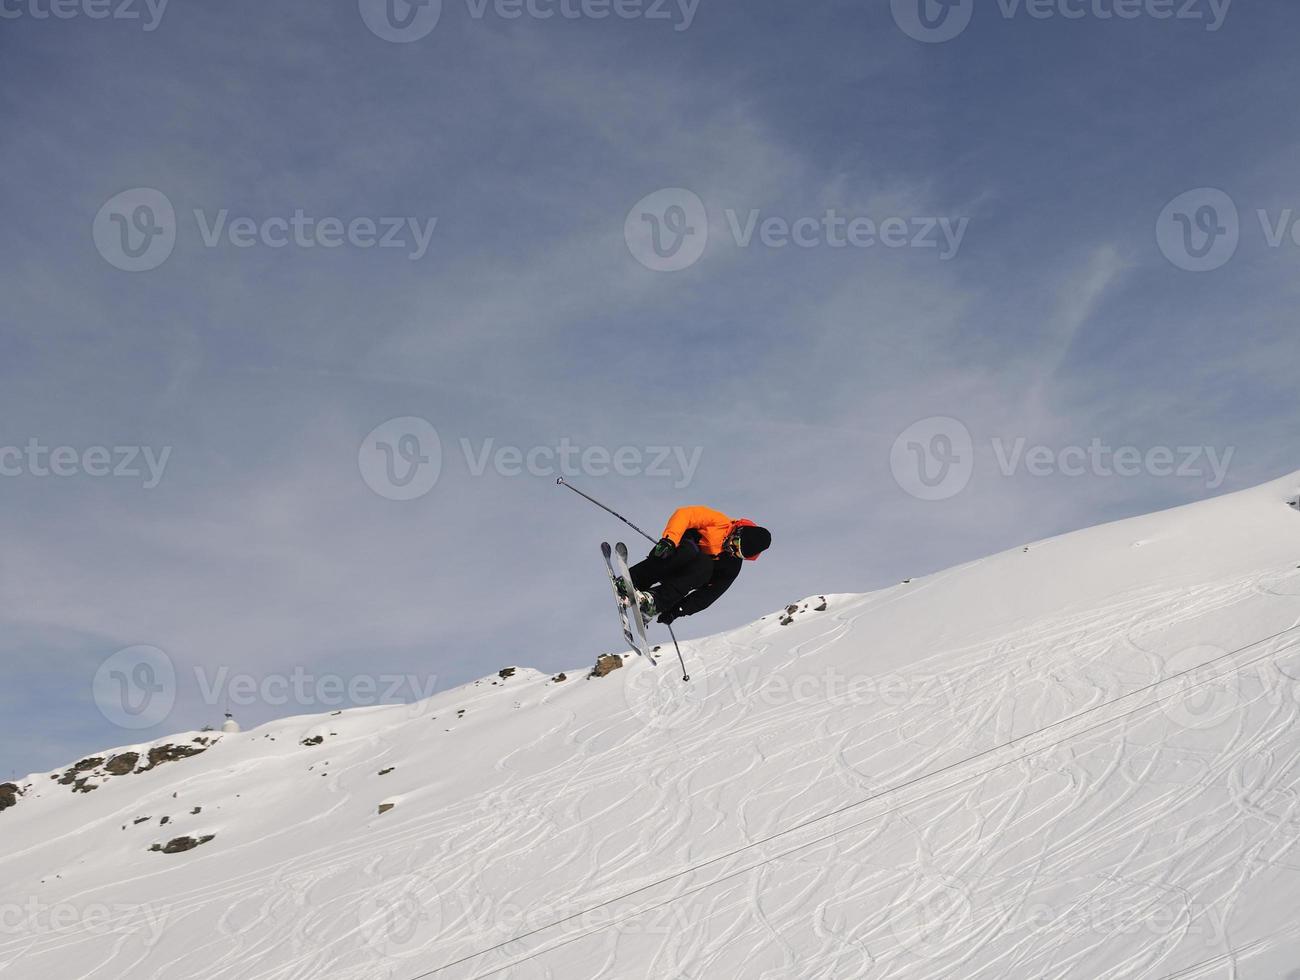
left=4, top=473, right=1300, bottom=979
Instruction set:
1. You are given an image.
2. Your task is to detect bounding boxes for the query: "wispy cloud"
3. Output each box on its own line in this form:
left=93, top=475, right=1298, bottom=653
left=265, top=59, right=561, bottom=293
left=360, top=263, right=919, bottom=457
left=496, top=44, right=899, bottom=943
left=3, top=0, right=1299, bottom=776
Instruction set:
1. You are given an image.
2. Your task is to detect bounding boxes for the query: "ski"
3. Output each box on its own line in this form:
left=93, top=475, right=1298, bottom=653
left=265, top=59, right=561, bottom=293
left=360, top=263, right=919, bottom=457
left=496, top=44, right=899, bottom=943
left=614, top=542, right=656, bottom=665
left=602, top=543, right=657, bottom=665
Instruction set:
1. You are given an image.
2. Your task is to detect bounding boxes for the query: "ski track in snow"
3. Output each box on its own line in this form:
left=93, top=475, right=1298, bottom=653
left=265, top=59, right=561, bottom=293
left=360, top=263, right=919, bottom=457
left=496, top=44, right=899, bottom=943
left=6, top=482, right=1300, bottom=979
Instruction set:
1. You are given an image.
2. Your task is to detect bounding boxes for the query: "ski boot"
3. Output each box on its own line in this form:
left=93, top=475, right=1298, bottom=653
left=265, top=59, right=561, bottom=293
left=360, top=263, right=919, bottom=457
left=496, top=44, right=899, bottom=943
left=638, top=589, right=659, bottom=621
left=614, top=576, right=632, bottom=602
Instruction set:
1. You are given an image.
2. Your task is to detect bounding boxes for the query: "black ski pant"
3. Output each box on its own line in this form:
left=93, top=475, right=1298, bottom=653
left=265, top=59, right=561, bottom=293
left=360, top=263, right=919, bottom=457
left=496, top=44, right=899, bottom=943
left=629, top=538, right=713, bottom=612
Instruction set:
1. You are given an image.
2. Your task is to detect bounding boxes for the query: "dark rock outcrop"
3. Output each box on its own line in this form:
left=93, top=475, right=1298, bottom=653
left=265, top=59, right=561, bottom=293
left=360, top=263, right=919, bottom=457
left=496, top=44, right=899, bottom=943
left=590, top=655, right=624, bottom=678
left=140, top=742, right=211, bottom=772
left=150, top=834, right=215, bottom=855
left=0, top=783, right=20, bottom=813
left=58, top=758, right=104, bottom=784
left=49, top=740, right=213, bottom=801
left=780, top=598, right=830, bottom=625
left=105, top=752, right=140, bottom=776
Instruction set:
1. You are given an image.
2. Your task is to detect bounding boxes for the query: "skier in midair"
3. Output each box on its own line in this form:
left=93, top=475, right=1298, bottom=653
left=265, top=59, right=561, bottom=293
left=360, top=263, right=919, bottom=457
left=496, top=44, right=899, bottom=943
left=623, top=506, right=772, bottom=626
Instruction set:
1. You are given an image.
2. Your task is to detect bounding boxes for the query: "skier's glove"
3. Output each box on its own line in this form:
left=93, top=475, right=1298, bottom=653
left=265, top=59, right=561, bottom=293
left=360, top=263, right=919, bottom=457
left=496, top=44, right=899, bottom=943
left=657, top=608, right=681, bottom=626
left=651, top=537, right=676, bottom=560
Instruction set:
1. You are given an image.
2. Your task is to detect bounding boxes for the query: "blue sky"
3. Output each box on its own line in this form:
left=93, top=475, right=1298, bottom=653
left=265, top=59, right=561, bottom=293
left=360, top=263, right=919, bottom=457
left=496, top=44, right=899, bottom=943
left=3, top=0, right=1299, bottom=779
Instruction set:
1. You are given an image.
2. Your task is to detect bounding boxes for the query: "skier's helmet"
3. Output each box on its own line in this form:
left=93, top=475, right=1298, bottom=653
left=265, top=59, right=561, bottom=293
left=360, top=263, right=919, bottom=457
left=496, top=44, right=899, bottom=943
left=730, top=521, right=772, bottom=561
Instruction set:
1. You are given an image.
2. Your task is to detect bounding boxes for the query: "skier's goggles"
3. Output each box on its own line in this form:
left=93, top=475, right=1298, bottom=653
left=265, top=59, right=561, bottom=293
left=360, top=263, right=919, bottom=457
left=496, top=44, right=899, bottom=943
left=727, top=530, right=761, bottom=561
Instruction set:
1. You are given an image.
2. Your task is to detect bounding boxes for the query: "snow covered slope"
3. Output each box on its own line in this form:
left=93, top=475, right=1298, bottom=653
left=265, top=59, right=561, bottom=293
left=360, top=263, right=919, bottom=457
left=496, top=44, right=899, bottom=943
left=5, top=474, right=1300, bottom=980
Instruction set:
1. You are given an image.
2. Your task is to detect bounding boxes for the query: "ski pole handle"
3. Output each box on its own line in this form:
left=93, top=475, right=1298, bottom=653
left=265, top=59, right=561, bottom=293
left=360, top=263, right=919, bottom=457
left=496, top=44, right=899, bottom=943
left=556, top=478, right=657, bottom=544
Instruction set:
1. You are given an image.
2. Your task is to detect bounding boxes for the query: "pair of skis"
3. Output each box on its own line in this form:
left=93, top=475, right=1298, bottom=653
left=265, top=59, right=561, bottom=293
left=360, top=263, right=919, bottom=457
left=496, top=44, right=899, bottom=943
left=558, top=481, right=688, bottom=681
left=601, top=542, right=658, bottom=666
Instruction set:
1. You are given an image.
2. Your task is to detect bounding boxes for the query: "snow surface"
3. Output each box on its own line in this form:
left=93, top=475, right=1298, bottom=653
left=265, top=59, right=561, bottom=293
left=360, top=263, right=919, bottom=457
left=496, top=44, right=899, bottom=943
left=5, top=474, right=1300, bottom=980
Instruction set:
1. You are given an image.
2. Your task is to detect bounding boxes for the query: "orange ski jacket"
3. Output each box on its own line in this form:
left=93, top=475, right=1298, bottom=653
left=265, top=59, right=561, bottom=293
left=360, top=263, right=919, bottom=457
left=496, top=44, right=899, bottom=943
left=661, top=506, right=754, bottom=558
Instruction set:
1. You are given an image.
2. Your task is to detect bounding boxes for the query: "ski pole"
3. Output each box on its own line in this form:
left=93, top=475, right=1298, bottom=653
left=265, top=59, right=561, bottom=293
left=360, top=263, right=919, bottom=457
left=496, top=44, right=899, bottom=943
left=557, top=478, right=691, bottom=682
left=556, top=478, right=656, bottom=543
left=666, top=625, right=690, bottom=683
